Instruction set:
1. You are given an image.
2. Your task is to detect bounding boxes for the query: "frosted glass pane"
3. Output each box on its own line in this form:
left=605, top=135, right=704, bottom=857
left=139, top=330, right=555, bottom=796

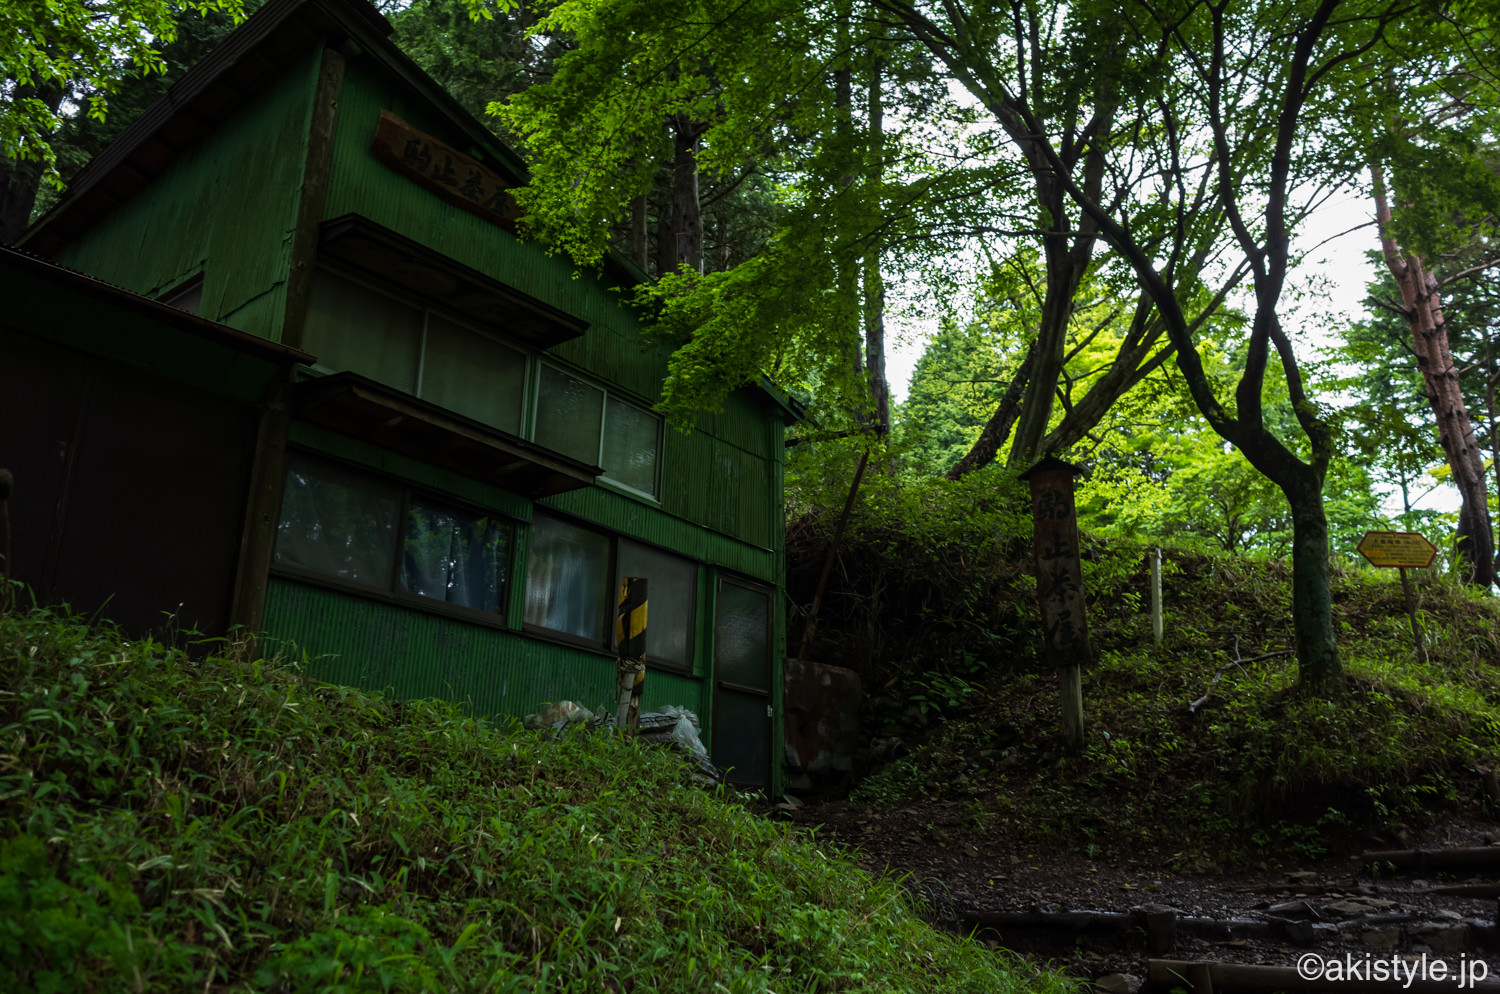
left=401, top=497, right=511, bottom=613
left=304, top=271, right=421, bottom=391
left=713, top=689, right=769, bottom=787
left=524, top=514, right=610, bottom=641
left=275, top=454, right=401, bottom=585
left=715, top=582, right=769, bottom=690
left=421, top=315, right=526, bottom=434
left=617, top=541, right=695, bottom=668
left=535, top=365, right=603, bottom=465
left=602, top=398, right=660, bottom=496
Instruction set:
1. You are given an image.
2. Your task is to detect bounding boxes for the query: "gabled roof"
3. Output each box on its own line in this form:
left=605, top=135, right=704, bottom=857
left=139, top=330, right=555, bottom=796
left=21, top=0, right=529, bottom=258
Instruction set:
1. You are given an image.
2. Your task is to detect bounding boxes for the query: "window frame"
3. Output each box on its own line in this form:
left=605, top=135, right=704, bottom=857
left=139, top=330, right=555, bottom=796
left=534, top=360, right=663, bottom=501
left=305, top=264, right=661, bottom=500
left=270, top=449, right=522, bottom=631
left=157, top=273, right=205, bottom=315
left=521, top=508, right=698, bottom=672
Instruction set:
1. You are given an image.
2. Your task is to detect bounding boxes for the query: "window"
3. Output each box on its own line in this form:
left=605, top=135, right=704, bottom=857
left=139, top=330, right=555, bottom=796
left=303, top=268, right=662, bottom=499
left=305, top=270, right=527, bottom=436
left=523, top=513, right=612, bottom=641
left=523, top=512, right=696, bottom=668
left=159, top=276, right=204, bottom=316
left=603, top=396, right=660, bottom=497
left=535, top=365, right=604, bottom=465
left=537, top=364, right=662, bottom=498
left=274, top=452, right=514, bottom=615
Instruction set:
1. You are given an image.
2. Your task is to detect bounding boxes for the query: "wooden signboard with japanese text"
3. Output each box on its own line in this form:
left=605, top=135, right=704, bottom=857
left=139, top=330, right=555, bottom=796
left=1356, top=531, right=1438, bottom=569
left=1356, top=530, right=1436, bottom=662
left=372, top=110, right=522, bottom=232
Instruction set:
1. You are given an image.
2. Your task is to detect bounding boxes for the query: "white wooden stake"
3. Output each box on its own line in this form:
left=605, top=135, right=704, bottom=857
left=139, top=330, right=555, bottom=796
left=1151, top=547, right=1163, bottom=646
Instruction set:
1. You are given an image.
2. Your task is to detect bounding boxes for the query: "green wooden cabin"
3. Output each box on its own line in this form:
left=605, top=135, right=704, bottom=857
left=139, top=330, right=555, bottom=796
left=10, top=0, right=790, bottom=790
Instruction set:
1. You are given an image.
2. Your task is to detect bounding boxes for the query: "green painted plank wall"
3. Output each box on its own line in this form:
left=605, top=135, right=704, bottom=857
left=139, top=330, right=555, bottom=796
left=51, top=48, right=320, bottom=341
left=264, top=577, right=707, bottom=724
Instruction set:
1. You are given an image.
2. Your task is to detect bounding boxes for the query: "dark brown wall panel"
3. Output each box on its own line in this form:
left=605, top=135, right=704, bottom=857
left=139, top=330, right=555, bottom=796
left=47, top=370, right=257, bottom=636
left=0, top=330, right=88, bottom=597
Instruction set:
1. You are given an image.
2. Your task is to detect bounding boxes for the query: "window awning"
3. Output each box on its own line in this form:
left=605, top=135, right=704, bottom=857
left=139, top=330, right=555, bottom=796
left=318, top=214, right=588, bottom=349
left=296, top=372, right=601, bottom=498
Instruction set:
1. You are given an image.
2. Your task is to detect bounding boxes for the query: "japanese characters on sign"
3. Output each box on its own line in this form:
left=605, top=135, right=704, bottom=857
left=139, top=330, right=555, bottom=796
left=1355, top=531, right=1438, bottom=569
left=372, top=110, right=522, bottom=232
left=1020, top=457, right=1091, bottom=661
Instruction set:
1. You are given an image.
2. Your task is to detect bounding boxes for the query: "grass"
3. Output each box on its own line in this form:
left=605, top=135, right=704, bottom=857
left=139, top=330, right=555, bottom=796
left=0, top=605, right=1078, bottom=993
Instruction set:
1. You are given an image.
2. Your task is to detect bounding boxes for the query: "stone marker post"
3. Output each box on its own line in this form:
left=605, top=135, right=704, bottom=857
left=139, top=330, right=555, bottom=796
left=1019, top=457, right=1091, bottom=753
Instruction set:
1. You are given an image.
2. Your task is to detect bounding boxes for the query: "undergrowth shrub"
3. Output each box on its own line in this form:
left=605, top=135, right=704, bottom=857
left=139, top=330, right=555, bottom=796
left=0, top=607, right=1075, bottom=993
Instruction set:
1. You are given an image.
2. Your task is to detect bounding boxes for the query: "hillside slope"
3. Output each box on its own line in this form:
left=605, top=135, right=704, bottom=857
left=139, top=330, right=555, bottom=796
left=0, top=606, right=1075, bottom=993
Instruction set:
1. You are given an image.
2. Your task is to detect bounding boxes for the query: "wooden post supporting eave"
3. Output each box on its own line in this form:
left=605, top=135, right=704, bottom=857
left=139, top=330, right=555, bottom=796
left=229, top=369, right=294, bottom=639
left=280, top=44, right=346, bottom=351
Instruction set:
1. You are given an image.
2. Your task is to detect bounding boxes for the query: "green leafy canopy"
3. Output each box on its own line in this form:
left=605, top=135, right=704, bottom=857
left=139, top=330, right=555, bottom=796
left=2, top=0, right=248, bottom=185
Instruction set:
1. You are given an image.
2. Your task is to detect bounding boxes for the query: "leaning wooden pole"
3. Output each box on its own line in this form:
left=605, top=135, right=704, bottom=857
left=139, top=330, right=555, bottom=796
left=614, top=577, right=648, bottom=734
left=796, top=449, right=869, bottom=661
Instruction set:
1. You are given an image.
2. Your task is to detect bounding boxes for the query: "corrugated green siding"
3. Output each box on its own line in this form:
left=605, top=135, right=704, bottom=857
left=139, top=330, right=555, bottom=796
left=323, top=62, right=666, bottom=399
left=52, top=48, right=320, bottom=341
left=322, top=63, right=788, bottom=552
left=264, top=577, right=708, bottom=721
left=542, top=485, right=776, bottom=581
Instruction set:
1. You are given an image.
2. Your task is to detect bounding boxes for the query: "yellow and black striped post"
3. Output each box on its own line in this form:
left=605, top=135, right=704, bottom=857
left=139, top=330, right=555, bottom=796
left=614, top=577, right=647, bottom=734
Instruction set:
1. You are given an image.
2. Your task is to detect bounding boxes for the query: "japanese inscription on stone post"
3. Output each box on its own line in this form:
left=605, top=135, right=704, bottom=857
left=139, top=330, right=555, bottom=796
left=1019, top=456, right=1090, bottom=752
left=1022, top=457, right=1091, bottom=660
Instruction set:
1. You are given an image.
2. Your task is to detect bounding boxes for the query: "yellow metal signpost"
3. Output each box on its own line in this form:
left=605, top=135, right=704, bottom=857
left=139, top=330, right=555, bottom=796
left=1356, top=531, right=1437, bottom=662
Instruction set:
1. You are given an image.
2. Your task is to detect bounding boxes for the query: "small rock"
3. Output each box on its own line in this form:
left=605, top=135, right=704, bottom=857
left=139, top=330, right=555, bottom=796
left=1362, top=927, right=1402, bottom=949
left=1092, top=973, right=1140, bottom=994
left=1268, top=900, right=1319, bottom=919
left=1275, top=919, right=1316, bottom=945
left=1325, top=900, right=1373, bottom=916
left=1286, top=870, right=1318, bottom=884
left=1415, top=924, right=1469, bottom=954
left=1431, top=909, right=1462, bottom=921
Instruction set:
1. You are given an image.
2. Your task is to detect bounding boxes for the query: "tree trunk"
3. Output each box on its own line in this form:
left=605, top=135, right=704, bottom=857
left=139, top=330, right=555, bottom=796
left=0, top=83, right=63, bottom=243
left=1373, top=167, right=1495, bottom=587
left=1286, top=468, right=1341, bottom=687
left=1006, top=181, right=1086, bottom=466
left=947, top=343, right=1035, bottom=480
left=668, top=114, right=704, bottom=273
left=0, top=155, right=43, bottom=244
left=863, top=48, right=889, bottom=432
left=629, top=193, right=649, bottom=272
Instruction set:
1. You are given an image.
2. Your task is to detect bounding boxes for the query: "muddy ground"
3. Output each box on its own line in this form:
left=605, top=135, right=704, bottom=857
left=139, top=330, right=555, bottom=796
left=783, top=798, right=1500, bottom=991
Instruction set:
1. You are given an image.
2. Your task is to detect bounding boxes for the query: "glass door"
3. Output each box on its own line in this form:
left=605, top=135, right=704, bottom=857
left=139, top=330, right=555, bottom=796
left=712, top=578, right=772, bottom=788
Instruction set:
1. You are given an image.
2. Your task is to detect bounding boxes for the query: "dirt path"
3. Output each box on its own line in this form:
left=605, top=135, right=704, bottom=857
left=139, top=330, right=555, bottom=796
left=785, top=799, right=1500, bottom=991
